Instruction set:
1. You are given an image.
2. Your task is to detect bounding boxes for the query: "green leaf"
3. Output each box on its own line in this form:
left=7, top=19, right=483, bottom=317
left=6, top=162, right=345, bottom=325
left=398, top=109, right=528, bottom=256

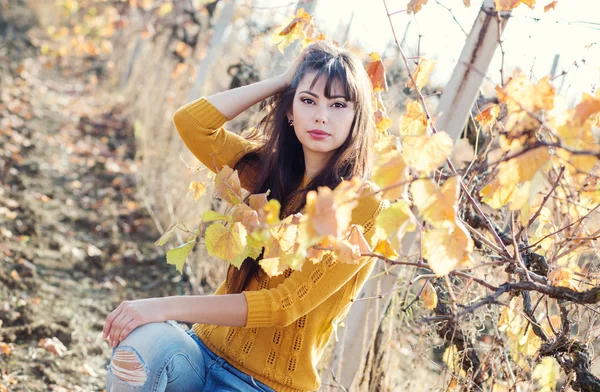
left=202, top=210, right=232, bottom=223
left=155, top=222, right=180, bottom=246
left=166, top=240, right=196, bottom=273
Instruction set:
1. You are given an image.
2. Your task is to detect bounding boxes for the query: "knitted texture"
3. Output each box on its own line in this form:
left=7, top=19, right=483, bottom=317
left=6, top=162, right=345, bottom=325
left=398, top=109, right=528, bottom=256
left=173, top=97, right=385, bottom=392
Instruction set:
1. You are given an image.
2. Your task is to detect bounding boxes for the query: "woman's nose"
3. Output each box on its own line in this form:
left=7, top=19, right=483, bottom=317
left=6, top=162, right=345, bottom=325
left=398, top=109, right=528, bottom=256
left=314, top=107, right=327, bottom=124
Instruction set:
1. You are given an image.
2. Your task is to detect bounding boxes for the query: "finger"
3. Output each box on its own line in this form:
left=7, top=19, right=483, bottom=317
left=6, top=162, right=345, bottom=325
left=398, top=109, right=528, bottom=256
left=103, top=306, right=123, bottom=340
left=115, top=317, right=137, bottom=344
left=109, top=311, right=130, bottom=345
left=112, top=316, right=135, bottom=346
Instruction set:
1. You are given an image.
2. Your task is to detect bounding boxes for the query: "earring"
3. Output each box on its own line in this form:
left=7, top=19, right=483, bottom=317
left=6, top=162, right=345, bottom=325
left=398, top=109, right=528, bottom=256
left=288, top=118, right=293, bottom=126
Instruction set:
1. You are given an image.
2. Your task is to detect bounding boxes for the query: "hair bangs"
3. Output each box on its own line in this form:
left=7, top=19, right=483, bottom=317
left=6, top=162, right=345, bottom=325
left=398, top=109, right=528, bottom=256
left=307, top=58, right=358, bottom=103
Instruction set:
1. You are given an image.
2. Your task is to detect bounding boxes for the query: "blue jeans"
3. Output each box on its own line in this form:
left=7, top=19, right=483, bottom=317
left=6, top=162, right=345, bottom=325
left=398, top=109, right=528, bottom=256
left=105, top=320, right=275, bottom=392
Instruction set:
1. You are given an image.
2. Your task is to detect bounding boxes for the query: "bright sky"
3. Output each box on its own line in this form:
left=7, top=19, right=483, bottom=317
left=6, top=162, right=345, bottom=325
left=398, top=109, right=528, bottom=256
left=317, top=0, right=600, bottom=105
left=262, top=0, right=600, bottom=106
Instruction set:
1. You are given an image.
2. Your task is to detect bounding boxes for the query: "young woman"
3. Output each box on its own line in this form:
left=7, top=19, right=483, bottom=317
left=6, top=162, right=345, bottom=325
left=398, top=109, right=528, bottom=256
left=103, top=41, right=385, bottom=392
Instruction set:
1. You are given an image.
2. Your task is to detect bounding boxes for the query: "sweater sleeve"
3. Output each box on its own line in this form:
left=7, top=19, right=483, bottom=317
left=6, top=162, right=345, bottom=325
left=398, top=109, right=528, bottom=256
left=173, top=97, right=258, bottom=189
left=243, top=181, right=385, bottom=328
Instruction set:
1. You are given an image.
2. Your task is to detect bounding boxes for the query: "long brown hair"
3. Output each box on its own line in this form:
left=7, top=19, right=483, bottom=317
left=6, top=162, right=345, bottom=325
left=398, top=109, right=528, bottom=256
left=227, top=41, right=376, bottom=293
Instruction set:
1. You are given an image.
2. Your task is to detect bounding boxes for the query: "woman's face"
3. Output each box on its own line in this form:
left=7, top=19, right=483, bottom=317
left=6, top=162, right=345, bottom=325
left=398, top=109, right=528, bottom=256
left=290, top=72, right=355, bottom=164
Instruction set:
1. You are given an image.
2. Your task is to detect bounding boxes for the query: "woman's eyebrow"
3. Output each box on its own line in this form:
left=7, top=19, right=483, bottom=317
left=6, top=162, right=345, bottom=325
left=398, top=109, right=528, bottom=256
left=299, top=90, right=347, bottom=100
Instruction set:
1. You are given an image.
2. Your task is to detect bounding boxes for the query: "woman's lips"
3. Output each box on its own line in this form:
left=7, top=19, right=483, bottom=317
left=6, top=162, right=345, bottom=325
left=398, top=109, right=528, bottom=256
left=308, top=130, right=330, bottom=140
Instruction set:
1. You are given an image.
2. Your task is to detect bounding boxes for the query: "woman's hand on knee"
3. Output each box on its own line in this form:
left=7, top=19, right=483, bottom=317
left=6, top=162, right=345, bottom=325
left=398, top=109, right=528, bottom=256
left=103, top=298, right=168, bottom=347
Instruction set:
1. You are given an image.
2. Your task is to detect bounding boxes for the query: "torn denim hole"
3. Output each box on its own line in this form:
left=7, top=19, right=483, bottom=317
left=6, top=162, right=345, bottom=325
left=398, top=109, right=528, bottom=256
left=109, top=346, right=148, bottom=387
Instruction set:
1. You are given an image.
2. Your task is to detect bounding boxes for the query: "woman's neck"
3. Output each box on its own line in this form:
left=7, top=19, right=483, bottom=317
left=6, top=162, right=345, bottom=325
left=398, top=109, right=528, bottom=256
left=303, top=149, right=331, bottom=179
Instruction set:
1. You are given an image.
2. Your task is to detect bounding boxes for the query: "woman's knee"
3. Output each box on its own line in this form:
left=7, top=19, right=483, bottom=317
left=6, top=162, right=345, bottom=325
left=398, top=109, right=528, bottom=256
left=107, top=321, right=200, bottom=388
left=110, top=347, right=148, bottom=386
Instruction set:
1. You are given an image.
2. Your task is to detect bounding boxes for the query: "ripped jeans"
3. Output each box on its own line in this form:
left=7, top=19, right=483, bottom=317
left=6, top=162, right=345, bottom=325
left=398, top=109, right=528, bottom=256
left=105, top=320, right=275, bottom=392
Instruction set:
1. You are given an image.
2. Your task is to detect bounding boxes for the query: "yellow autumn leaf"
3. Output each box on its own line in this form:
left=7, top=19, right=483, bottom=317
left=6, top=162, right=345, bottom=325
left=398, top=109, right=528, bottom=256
left=304, top=188, right=335, bottom=239
left=248, top=191, right=270, bottom=211
left=543, top=1, right=557, bottom=12
left=498, top=296, right=522, bottom=334
left=442, top=345, right=466, bottom=375
left=301, top=32, right=326, bottom=49
left=373, top=239, right=399, bottom=260
left=515, top=171, right=546, bottom=223
left=495, top=0, right=535, bottom=11
left=407, top=0, right=429, bottom=15
left=333, top=178, right=363, bottom=232
left=399, top=100, right=428, bottom=136
left=498, top=296, right=542, bottom=358
left=231, top=234, right=265, bottom=271
left=374, top=133, right=399, bottom=155
left=371, top=147, right=408, bottom=201
left=533, top=76, right=555, bottom=112
left=572, top=91, right=600, bottom=126
left=259, top=257, right=288, bottom=277
left=188, top=180, right=207, bottom=201
left=336, top=224, right=372, bottom=264
left=365, top=52, right=388, bottom=92
left=480, top=179, right=516, bottom=209
left=518, top=324, right=542, bottom=357
left=375, top=110, right=392, bottom=134
left=406, top=58, right=436, bottom=91
left=541, top=314, right=562, bottom=337
left=422, top=281, right=438, bottom=309
left=372, top=200, right=417, bottom=252
left=422, top=222, right=474, bottom=276
left=533, top=357, right=560, bottom=392
left=402, top=131, right=453, bottom=172
left=411, top=176, right=460, bottom=229
left=215, top=165, right=242, bottom=205
left=271, top=8, right=313, bottom=53
left=481, top=147, right=551, bottom=210
left=556, top=148, right=599, bottom=186
left=264, top=217, right=299, bottom=261
left=232, top=203, right=260, bottom=231
left=498, top=147, right=550, bottom=185
left=548, top=267, right=578, bottom=290
left=303, top=178, right=361, bottom=240
left=496, top=72, right=555, bottom=114
left=474, top=104, right=499, bottom=127
left=263, top=199, right=281, bottom=226
left=205, top=222, right=247, bottom=266
left=336, top=238, right=361, bottom=264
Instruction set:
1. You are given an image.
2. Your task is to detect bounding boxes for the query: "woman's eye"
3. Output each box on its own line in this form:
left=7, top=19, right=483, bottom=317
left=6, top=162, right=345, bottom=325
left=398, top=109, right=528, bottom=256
left=301, top=98, right=314, bottom=104
left=333, top=102, right=346, bottom=108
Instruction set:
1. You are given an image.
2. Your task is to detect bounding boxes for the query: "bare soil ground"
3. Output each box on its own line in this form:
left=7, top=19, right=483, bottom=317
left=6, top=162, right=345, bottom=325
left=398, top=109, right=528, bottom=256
left=0, top=6, right=186, bottom=390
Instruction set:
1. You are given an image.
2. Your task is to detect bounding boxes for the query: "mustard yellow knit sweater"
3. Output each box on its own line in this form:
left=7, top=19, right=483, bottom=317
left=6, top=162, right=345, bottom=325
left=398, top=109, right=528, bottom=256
left=173, top=97, right=384, bottom=392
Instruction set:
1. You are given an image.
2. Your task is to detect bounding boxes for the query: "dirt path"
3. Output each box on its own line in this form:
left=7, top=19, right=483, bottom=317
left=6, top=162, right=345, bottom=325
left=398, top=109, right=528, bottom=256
left=0, top=16, right=183, bottom=392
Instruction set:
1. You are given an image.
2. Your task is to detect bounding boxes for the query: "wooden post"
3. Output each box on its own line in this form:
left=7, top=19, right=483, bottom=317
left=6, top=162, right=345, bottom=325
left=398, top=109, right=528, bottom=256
left=328, top=0, right=510, bottom=388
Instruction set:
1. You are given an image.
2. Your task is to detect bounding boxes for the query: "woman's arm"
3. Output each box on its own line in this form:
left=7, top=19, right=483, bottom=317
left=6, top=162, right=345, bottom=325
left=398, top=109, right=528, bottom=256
left=160, top=293, right=248, bottom=327
left=103, top=293, right=249, bottom=346
left=205, top=46, right=309, bottom=120
left=205, top=76, right=288, bottom=121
